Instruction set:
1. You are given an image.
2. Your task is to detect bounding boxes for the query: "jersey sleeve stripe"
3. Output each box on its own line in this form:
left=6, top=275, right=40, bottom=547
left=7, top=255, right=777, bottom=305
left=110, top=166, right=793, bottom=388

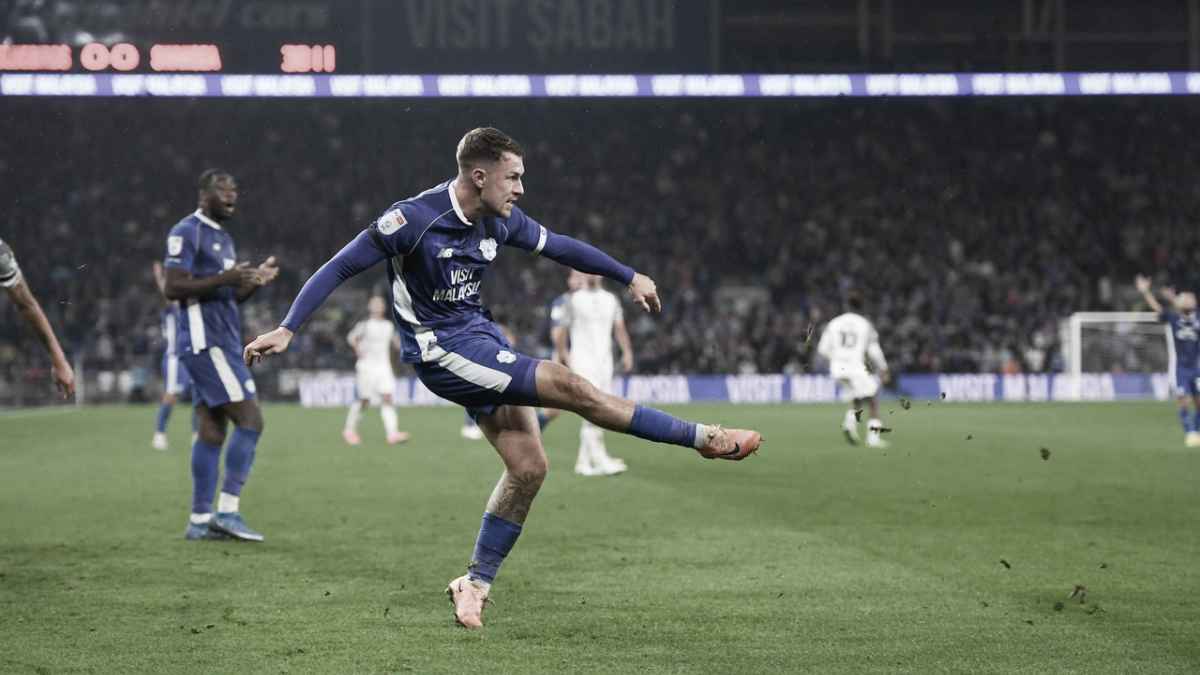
left=533, top=225, right=548, bottom=255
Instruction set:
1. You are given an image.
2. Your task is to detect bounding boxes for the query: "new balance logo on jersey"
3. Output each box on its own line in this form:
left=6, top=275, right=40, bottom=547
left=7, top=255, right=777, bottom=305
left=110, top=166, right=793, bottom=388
left=497, top=351, right=516, bottom=364
left=438, top=248, right=454, bottom=258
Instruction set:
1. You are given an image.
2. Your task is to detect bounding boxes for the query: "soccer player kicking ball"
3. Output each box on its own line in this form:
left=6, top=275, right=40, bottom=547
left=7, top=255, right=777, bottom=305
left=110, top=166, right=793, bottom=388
left=244, top=128, right=761, bottom=628
left=343, top=295, right=410, bottom=446
left=817, top=291, right=891, bottom=448
left=1136, top=275, right=1200, bottom=447
left=163, top=170, right=279, bottom=542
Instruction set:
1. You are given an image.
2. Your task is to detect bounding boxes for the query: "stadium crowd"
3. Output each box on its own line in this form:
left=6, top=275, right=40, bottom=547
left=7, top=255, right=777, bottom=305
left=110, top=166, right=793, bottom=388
left=2, top=97, right=1198, bottom=398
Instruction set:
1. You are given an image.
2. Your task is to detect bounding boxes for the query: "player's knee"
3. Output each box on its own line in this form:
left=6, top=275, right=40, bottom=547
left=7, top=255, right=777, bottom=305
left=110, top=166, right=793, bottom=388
left=198, top=426, right=225, bottom=446
left=511, top=453, right=549, bottom=484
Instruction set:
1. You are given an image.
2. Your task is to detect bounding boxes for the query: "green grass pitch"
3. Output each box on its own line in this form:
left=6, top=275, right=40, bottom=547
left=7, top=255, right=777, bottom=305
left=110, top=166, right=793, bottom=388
left=1, top=401, right=1198, bottom=673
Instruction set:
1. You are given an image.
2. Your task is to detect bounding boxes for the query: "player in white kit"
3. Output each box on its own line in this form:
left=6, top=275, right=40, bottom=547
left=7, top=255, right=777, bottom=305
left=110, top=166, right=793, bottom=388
left=554, top=270, right=635, bottom=475
left=817, top=291, right=890, bottom=448
left=343, top=296, right=410, bottom=445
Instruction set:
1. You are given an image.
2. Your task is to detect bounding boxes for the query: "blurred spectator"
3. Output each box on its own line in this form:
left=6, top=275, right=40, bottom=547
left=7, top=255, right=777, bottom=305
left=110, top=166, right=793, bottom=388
left=2, top=97, right=1197, bottom=395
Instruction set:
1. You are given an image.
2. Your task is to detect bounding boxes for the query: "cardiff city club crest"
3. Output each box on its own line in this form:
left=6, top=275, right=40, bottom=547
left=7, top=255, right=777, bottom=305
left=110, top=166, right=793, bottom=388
left=479, top=237, right=498, bottom=261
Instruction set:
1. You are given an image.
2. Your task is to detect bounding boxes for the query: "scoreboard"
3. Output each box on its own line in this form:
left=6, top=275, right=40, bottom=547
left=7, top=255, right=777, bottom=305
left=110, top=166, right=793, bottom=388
left=0, top=0, right=714, bottom=75
left=0, top=42, right=336, bottom=74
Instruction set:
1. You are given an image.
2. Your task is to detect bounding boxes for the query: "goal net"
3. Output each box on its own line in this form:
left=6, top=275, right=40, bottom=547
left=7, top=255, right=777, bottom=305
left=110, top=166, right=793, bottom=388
left=1063, top=312, right=1170, bottom=399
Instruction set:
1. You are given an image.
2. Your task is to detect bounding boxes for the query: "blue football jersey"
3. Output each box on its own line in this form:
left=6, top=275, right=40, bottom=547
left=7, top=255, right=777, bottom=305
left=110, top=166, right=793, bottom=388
left=367, top=179, right=551, bottom=363
left=547, top=292, right=569, bottom=339
left=163, top=210, right=242, bottom=354
left=1163, top=310, right=1200, bottom=369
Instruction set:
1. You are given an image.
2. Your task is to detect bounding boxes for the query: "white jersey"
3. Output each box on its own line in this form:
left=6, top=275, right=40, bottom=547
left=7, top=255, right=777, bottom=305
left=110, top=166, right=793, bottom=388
left=348, top=318, right=395, bottom=366
left=818, top=312, right=887, bottom=373
left=561, top=287, right=623, bottom=371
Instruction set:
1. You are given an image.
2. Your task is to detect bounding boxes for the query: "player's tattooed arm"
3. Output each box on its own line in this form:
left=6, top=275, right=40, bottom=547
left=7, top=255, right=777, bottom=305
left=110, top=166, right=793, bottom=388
left=485, top=470, right=543, bottom=524
left=4, top=278, right=75, bottom=398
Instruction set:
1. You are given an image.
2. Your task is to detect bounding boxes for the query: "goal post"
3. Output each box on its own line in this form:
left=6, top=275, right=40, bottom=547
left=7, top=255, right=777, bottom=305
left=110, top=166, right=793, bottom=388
left=1064, top=311, right=1170, bottom=400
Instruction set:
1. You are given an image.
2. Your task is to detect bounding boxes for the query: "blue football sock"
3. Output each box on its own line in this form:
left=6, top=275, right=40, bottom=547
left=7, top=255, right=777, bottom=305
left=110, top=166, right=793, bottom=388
left=468, top=512, right=522, bottom=585
left=627, top=405, right=697, bottom=448
left=155, top=403, right=173, bottom=433
left=221, top=427, right=261, bottom=497
left=1180, top=408, right=1193, bottom=433
left=536, top=410, right=550, bottom=430
left=1192, top=409, right=1200, bottom=433
left=190, top=439, right=222, bottom=514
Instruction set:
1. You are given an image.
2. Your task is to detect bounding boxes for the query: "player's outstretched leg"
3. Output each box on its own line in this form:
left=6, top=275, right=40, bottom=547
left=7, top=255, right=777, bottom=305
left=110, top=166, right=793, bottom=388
left=207, top=400, right=265, bottom=542
left=153, top=391, right=177, bottom=451
left=447, top=405, right=545, bottom=628
left=186, top=404, right=230, bottom=541
left=534, top=361, right=761, bottom=460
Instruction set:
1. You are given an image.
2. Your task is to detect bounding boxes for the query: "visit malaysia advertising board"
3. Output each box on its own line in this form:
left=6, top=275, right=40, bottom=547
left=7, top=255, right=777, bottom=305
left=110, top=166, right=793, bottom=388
left=289, top=372, right=1173, bottom=408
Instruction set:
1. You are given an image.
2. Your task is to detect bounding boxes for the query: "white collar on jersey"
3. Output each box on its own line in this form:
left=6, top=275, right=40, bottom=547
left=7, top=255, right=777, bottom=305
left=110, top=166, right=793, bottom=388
left=193, top=209, right=223, bottom=230
left=446, top=178, right=473, bottom=226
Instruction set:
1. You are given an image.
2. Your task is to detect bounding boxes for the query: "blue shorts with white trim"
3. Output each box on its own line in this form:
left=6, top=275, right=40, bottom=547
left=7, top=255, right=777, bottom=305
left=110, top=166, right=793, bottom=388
left=414, top=331, right=541, bottom=420
left=161, top=351, right=193, bottom=396
left=180, top=345, right=257, bottom=408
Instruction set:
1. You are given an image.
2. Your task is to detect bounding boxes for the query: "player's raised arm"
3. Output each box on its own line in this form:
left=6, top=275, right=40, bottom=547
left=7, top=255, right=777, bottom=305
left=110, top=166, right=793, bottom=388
left=1, top=239, right=74, bottom=398
left=1135, top=274, right=1166, bottom=316
left=244, top=230, right=388, bottom=365
left=503, top=208, right=661, bottom=313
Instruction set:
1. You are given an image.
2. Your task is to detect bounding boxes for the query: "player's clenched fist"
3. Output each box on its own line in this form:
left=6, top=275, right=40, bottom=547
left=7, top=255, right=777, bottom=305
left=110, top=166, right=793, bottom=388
left=244, top=326, right=294, bottom=366
left=628, top=272, right=661, bottom=313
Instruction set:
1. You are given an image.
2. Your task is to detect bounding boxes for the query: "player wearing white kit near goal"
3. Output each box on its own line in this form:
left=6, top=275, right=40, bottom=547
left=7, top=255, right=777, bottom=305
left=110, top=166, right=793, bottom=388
left=343, top=295, right=411, bottom=446
left=817, top=291, right=891, bottom=448
left=555, top=270, right=635, bottom=476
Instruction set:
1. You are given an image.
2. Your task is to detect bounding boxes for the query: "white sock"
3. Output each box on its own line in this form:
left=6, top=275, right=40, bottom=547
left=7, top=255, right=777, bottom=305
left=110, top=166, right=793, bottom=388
left=692, top=423, right=713, bottom=449
left=345, top=400, right=363, bottom=433
left=380, top=405, right=399, bottom=436
left=867, top=418, right=882, bottom=440
left=217, top=492, right=240, bottom=514
left=576, top=424, right=592, bottom=468
left=843, top=409, right=858, bottom=428
left=586, top=424, right=609, bottom=463
left=189, top=512, right=212, bottom=525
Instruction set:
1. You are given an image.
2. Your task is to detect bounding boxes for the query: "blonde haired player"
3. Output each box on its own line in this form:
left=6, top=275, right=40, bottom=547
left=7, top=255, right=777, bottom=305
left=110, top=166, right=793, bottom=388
left=343, top=296, right=410, bottom=445
left=554, top=270, right=635, bottom=475
left=817, top=291, right=890, bottom=448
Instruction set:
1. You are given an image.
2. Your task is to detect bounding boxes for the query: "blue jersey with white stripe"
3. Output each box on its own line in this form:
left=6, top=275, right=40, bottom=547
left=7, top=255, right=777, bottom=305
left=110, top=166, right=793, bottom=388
left=161, top=303, right=182, bottom=357
left=163, top=210, right=242, bottom=354
left=368, top=179, right=551, bottom=363
left=1163, top=310, right=1200, bottom=370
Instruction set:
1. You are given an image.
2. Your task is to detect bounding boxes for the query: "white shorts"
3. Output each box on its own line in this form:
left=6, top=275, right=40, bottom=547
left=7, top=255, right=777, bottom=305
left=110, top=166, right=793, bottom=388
left=571, top=359, right=614, bottom=395
left=355, top=361, right=396, bottom=403
left=832, top=365, right=879, bottom=401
